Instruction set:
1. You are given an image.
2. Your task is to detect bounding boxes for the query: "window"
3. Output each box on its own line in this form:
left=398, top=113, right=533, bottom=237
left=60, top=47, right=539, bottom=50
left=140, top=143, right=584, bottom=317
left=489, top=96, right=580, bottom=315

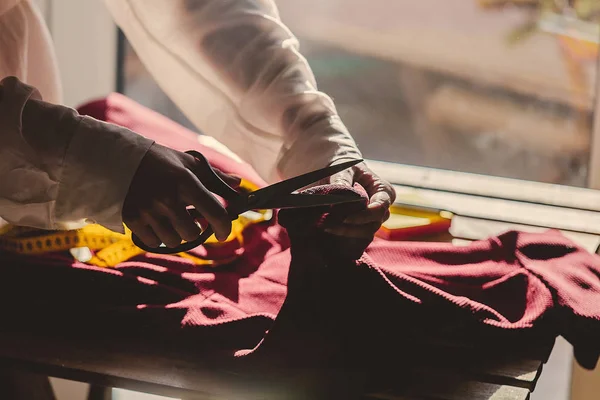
left=118, top=0, right=600, bottom=188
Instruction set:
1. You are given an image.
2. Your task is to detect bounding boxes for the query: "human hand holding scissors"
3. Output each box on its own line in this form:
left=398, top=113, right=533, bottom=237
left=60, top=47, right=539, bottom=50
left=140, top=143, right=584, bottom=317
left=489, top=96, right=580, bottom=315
left=130, top=149, right=363, bottom=254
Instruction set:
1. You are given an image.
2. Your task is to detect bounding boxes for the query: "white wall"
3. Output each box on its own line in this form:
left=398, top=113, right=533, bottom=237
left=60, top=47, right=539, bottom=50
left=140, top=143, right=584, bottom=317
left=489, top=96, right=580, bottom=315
left=43, top=0, right=117, bottom=107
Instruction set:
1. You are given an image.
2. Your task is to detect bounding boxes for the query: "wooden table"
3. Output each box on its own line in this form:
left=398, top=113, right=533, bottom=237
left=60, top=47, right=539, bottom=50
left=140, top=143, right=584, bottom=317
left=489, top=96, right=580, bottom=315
left=1, top=160, right=598, bottom=400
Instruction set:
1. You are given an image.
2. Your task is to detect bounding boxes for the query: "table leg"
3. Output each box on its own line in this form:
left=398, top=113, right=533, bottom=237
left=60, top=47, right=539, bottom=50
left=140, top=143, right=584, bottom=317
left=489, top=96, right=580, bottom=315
left=87, top=384, right=112, bottom=400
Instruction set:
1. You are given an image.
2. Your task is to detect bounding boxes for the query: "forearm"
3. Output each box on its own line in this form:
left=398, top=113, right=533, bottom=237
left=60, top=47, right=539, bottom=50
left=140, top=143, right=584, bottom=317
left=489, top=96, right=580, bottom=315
left=0, top=76, right=153, bottom=232
left=104, top=0, right=361, bottom=183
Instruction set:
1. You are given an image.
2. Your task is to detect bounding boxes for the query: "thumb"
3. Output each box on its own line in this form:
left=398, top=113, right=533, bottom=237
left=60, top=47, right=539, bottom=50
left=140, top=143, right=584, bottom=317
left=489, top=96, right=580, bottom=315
left=329, top=169, right=354, bottom=187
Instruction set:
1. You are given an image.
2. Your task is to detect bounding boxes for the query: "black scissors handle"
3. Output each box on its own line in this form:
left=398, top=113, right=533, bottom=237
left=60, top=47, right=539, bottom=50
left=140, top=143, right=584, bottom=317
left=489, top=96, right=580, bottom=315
left=185, top=150, right=239, bottom=201
left=132, top=225, right=215, bottom=254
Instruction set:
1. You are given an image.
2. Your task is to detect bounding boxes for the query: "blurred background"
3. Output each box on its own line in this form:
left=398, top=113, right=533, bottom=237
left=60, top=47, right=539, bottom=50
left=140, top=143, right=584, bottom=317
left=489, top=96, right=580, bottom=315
left=122, top=0, right=600, bottom=187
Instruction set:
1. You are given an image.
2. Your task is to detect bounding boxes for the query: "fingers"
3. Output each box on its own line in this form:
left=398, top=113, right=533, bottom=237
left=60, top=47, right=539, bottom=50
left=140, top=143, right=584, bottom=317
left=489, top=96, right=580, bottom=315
left=344, top=192, right=392, bottom=225
left=329, top=169, right=353, bottom=187
left=184, top=154, right=237, bottom=240
left=126, top=219, right=161, bottom=248
left=317, top=163, right=394, bottom=239
left=127, top=204, right=203, bottom=249
left=147, top=215, right=182, bottom=248
left=180, top=171, right=232, bottom=241
left=126, top=211, right=182, bottom=249
left=344, top=166, right=395, bottom=225
left=155, top=202, right=201, bottom=242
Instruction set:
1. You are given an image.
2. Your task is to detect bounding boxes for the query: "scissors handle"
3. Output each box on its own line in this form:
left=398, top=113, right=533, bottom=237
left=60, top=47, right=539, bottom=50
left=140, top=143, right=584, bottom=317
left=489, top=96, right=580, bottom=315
left=132, top=225, right=214, bottom=254
left=186, top=150, right=239, bottom=200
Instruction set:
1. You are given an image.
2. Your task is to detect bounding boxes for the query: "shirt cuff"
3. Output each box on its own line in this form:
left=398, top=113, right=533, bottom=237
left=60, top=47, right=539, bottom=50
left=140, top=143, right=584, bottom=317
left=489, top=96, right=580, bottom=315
left=277, top=116, right=363, bottom=180
left=54, top=116, right=154, bottom=233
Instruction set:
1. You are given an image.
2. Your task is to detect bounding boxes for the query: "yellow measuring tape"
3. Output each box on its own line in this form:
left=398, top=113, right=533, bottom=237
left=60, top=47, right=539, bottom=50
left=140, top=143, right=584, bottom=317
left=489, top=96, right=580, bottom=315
left=0, top=179, right=272, bottom=268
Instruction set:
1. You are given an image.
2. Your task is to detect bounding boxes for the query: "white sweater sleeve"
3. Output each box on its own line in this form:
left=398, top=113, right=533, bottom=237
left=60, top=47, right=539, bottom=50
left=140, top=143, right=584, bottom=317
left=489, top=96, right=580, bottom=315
left=0, top=77, right=153, bottom=233
left=103, top=0, right=362, bottom=183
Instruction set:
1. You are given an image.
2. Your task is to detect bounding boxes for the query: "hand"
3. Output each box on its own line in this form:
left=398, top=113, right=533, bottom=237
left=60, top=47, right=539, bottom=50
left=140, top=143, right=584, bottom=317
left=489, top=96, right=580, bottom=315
left=323, top=162, right=395, bottom=238
left=122, top=144, right=240, bottom=248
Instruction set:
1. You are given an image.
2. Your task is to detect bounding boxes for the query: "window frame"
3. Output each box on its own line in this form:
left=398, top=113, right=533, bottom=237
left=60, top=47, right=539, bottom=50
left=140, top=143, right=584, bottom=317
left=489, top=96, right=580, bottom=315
left=588, top=56, right=600, bottom=189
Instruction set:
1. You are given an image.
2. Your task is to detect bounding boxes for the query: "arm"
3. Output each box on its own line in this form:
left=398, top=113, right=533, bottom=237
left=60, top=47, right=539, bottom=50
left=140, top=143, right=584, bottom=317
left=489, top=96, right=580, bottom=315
left=0, top=76, right=235, bottom=244
left=105, top=0, right=395, bottom=238
left=103, top=0, right=362, bottom=183
left=0, top=76, right=153, bottom=232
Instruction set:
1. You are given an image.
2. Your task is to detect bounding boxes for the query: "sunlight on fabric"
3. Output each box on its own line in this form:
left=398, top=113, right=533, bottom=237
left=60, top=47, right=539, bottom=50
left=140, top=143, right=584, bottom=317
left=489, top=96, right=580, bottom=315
left=112, top=388, right=180, bottom=400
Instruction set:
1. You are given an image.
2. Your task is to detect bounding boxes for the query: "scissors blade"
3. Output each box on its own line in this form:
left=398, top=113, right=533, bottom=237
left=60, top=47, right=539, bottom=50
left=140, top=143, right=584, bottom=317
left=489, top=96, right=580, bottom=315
left=256, top=193, right=364, bottom=210
left=249, top=159, right=363, bottom=206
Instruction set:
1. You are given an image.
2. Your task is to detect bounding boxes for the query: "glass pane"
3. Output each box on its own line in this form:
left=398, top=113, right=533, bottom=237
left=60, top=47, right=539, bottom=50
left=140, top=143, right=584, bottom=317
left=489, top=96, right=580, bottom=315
left=120, top=1, right=600, bottom=187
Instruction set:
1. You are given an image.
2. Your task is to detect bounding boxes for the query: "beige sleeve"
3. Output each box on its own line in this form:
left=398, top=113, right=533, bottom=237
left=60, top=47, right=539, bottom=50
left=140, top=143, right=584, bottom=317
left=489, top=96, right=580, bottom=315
left=0, top=0, right=19, bottom=17
left=0, top=77, right=154, bottom=232
left=0, top=0, right=62, bottom=104
left=103, top=0, right=362, bottom=183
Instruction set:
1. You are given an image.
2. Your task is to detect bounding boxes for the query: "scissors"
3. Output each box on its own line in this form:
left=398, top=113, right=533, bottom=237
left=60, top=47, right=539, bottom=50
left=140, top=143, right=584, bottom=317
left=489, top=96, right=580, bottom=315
left=132, top=150, right=364, bottom=254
